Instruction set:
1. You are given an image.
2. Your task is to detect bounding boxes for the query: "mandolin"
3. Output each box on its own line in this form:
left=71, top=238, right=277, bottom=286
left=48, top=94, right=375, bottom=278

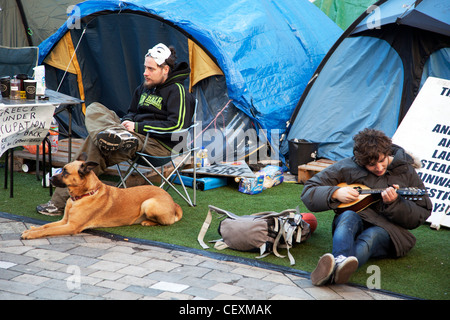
left=335, top=183, right=426, bottom=214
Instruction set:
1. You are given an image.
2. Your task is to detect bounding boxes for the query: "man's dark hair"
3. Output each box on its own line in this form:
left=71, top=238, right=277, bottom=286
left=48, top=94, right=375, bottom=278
left=353, top=128, right=392, bottom=166
left=163, top=46, right=177, bottom=70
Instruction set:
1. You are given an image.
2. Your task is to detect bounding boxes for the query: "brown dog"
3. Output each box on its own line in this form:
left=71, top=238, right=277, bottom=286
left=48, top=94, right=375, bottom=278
left=21, top=154, right=183, bottom=239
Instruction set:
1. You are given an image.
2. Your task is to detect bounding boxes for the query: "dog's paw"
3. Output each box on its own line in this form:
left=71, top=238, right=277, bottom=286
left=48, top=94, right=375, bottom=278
left=141, top=220, right=158, bottom=227
left=21, top=230, right=32, bottom=240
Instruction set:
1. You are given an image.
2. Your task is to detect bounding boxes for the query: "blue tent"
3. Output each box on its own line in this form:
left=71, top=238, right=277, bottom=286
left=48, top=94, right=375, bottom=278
left=286, top=0, right=450, bottom=163
left=38, top=0, right=341, bottom=163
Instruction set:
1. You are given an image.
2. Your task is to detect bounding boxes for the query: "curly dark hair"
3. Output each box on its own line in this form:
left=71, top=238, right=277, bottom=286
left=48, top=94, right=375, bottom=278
left=162, top=46, right=177, bottom=71
left=353, top=128, right=392, bottom=166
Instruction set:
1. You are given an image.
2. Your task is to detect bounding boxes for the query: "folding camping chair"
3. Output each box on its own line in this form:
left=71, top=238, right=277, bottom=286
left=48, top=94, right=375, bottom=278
left=116, top=100, right=199, bottom=206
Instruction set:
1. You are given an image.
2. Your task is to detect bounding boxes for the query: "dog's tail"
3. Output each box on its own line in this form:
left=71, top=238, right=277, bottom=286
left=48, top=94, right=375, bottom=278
left=174, top=203, right=183, bottom=222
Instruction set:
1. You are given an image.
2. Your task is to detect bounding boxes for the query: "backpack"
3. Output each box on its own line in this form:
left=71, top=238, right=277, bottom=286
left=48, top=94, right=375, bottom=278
left=197, top=205, right=311, bottom=265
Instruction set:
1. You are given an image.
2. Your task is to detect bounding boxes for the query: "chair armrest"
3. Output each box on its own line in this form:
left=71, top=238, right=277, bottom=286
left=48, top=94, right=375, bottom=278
left=141, top=123, right=199, bottom=151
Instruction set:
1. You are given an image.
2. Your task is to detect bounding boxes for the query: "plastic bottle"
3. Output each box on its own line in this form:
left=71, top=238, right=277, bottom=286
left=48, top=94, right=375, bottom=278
left=197, top=147, right=210, bottom=167
left=10, top=76, right=21, bottom=99
left=49, top=117, right=59, bottom=153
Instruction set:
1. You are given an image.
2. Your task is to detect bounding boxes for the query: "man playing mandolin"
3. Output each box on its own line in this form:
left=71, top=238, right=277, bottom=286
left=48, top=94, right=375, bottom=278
left=301, top=128, right=432, bottom=286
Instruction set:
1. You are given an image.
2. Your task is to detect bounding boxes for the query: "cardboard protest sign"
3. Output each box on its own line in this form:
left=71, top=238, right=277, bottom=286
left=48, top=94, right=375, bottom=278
left=0, top=103, right=56, bottom=157
left=184, top=161, right=256, bottom=178
left=393, top=77, right=450, bottom=229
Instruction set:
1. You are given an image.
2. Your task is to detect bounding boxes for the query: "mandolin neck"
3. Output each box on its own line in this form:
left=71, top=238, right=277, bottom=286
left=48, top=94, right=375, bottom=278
left=359, top=189, right=388, bottom=194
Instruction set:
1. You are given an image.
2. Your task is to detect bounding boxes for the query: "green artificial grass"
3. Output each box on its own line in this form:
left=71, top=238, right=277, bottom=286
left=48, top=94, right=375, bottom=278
left=1, top=168, right=449, bottom=300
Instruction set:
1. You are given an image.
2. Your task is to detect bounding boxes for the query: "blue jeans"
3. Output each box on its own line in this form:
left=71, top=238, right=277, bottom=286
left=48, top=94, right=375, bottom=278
left=332, top=210, right=392, bottom=267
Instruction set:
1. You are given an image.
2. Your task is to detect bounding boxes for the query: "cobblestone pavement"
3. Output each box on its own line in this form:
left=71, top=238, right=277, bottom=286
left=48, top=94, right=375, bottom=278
left=0, top=214, right=404, bottom=301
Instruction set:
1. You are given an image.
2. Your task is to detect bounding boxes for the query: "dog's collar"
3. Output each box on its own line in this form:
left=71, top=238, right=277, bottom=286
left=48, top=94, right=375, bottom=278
left=70, top=188, right=100, bottom=202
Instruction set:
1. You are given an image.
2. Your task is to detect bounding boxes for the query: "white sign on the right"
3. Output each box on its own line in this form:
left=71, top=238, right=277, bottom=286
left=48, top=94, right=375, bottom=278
left=392, top=77, right=450, bottom=230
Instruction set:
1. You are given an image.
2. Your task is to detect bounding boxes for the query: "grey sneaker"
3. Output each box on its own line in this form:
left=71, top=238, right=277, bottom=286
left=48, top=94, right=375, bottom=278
left=311, top=253, right=335, bottom=286
left=36, top=201, right=64, bottom=216
left=97, top=129, right=138, bottom=153
left=334, top=255, right=358, bottom=284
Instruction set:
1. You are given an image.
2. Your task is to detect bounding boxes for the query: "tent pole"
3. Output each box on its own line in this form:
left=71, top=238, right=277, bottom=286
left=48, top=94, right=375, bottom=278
left=15, top=0, right=33, bottom=46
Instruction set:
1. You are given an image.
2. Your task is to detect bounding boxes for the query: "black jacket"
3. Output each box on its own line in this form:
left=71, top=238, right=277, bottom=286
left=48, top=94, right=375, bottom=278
left=122, top=62, right=195, bottom=149
left=301, top=145, right=432, bottom=257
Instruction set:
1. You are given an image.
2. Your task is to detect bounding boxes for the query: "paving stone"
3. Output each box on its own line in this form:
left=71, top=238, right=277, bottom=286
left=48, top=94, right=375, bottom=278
left=202, top=269, right=243, bottom=283
left=0, top=291, right=34, bottom=300
left=98, top=252, right=149, bottom=265
left=24, top=248, right=69, bottom=261
left=8, top=263, right=43, bottom=275
left=0, top=261, right=16, bottom=269
left=57, top=254, right=99, bottom=267
left=89, top=270, right=124, bottom=281
left=116, top=265, right=152, bottom=277
left=0, top=239, right=24, bottom=247
left=29, top=287, right=76, bottom=300
left=177, top=276, right=217, bottom=289
left=0, top=268, right=21, bottom=280
left=21, top=238, right=50, bottom=246
left=65, top=246, right=106, bottom=257
left=0, top=278, right=40, bottom=295
left=1, top=252, right=35, bottom=265
left=268, top=284, right=314, bottom=299
left=41, top=278, right=74, bottom=291
left=145, top=270, right=186, bottom=282
left=102, top=289, right=143, bottom=300
left=234, top=277, right=279, bottom=291
left=125, top=285, right=163, bottom=298
left=37, top=269, right=72, bottom=280
left=303, top=286, right=344, bottom=300
left=0, top=245, right=34, bottom=255
left=209, top=283, right=243, bottom=295
left=262, top=273, right=296, bottom=285
left=141, top=259, right=181, bottom=272
left=234, top=287, right=273, bottom=300
left=69, top=293, right=105, bottom=300
left=88, top=260, right=128, bottom=272
left=157, top=291, right=194, bottom=300
left=116, top=275, right=157, bottom=287
left=28, top=259, right=66, bottom=271
left=12, top=274, right=49, bottom=286
left=72, top=283, right=111, bottom=296
left=150, top=281, right=189, bottom=293
left=97, top=280, right=129, bottom=291
left=213, top=293, right=246, bottom=300
left=171, top=265, right=211, bottom=278
left=183, top=286, right=221, bottom=300
left=36, top=243, right=78, bottom=252
left=231, top=266, right=274, bottom=279
left=0, top=221, right=27, bottom=233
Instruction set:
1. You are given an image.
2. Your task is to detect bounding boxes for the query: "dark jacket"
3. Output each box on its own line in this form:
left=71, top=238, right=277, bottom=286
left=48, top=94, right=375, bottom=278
left=122, top=62, right=195, bottom=149
left=301, top=145, right=432, bottom=257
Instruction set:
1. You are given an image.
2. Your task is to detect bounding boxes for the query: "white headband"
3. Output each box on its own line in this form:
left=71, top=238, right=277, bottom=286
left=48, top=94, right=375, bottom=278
left=146, top=43, right=171, bottom=66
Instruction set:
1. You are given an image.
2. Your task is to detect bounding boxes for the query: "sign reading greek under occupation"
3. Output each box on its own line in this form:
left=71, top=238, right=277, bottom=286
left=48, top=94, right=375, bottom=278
left=393, top=77, right=450, bottom=230
left=0, top=103, right=56, bottom=158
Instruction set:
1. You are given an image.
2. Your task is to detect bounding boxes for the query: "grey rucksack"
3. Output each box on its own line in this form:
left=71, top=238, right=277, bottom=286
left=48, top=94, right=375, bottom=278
left=197, top=205, right=311, bottom=265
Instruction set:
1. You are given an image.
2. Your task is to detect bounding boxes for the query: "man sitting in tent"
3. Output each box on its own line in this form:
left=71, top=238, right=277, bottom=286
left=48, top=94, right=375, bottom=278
left=37, top=43, right=195, bottom=215
left=301, top=128, right=431, bottom=286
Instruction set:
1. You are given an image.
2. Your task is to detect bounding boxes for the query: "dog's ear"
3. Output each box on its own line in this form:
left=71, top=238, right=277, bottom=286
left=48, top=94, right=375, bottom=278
left=77, top=152, right=88, bottom=162
left=78, top=161, right=99, bottom=177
